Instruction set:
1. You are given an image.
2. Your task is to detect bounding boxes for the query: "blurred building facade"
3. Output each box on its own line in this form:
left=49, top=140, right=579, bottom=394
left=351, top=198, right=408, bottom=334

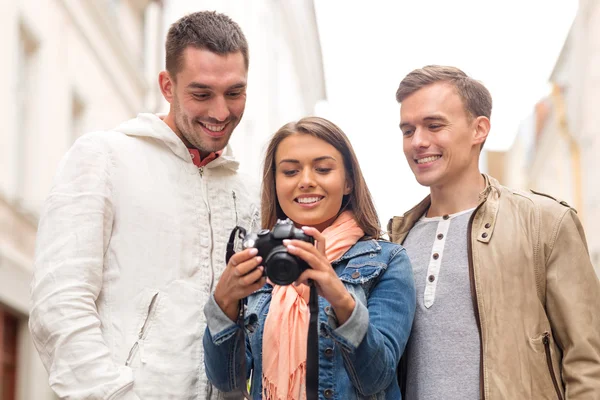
left=0, top=0, right=325, bottom=398
left=501, top=0, right=600, bottom=275
left=0, top=0, right=165, bottom=398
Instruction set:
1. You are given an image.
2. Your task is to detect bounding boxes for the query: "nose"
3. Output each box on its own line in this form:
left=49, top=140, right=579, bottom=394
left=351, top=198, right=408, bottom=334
left=208, top=96, right=230, bottom=122
left=411, top=127, right=430, bottom=150
left=298, top=167, right=316, bottom=190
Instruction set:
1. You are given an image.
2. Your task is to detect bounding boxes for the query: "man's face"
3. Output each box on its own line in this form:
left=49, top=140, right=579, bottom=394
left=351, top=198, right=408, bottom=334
left=165, top=47, right=247, bottom=155
left=400, top=82, right=483, bottom=189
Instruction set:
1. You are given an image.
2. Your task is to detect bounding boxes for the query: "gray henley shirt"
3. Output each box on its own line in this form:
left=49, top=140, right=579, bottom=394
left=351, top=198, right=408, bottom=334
left=403, top=208, right=480, bottom=399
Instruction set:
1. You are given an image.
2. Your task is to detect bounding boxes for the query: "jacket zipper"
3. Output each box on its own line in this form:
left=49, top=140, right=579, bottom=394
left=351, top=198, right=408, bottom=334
left=543, top=332, right=564, bottom=400
left=198, top=167, right=215, bottom=293
left=125, top=292, right=159, bottom=366
left=467, top=203, right=486, bottom=400
left=232, top=190, right=239, bottom=225
left=107, top=381, right=135, bottom=400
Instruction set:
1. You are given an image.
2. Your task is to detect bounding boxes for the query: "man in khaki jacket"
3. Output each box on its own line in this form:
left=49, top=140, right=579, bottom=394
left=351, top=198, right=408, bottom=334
left=389, top=65, right=600, bottom=399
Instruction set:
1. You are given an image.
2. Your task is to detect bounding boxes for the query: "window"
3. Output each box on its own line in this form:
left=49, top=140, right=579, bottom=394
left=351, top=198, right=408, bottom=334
left=14, top=22, right=39, bottom=205
left=71, top=91, right=86, bottom=142
left=0, top=307, right=18, bottom=400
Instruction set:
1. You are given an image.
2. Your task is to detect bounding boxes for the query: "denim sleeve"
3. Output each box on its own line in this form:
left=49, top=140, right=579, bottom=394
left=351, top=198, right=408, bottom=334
left=325, top=293, right=369, bottom=349
left=329, top=247, right=416, bottom=396
left=203, top=295, right=253, bottom=393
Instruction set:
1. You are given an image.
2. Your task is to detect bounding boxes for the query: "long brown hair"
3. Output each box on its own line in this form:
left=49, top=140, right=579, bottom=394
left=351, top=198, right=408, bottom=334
left=261, top=117, right=381, bottom=239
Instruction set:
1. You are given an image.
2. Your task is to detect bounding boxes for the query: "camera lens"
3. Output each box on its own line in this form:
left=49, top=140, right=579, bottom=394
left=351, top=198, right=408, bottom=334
left=264, top=246, right=301, bottom=285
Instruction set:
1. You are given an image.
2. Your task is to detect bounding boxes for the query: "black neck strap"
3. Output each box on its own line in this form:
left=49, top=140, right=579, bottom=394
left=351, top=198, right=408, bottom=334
left=306, top=283, right=319, bottom=400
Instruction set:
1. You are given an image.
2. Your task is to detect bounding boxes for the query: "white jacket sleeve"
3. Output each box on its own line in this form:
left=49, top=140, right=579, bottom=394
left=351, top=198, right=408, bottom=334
left=29, top=134, right=139, bottom=400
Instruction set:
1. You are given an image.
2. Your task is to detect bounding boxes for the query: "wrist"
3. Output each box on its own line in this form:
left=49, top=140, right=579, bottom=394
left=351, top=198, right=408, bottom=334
left=332, top=293, right=355, bottom=325
left=214, top=292, right=239, bottom=321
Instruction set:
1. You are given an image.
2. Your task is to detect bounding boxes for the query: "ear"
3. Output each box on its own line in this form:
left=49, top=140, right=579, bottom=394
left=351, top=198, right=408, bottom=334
left=343, top=179, right=353, bottom=196
left=158, top=71, right=175, bottom=104
left=473, top=116, right=490, bottom=148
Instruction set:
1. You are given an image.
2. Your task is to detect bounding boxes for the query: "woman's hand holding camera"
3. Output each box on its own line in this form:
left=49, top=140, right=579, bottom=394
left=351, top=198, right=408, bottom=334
left=284, top=226, right=356, bottom=325
left=214, top=248, right=266, bottom=321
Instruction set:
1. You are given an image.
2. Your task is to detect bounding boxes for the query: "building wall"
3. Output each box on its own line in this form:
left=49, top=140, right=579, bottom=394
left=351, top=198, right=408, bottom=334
left=0, top=1, right=164, bottom=398
left=575, top=0, right=600, bottom=272
left=503, top=0, right=600, bottom=275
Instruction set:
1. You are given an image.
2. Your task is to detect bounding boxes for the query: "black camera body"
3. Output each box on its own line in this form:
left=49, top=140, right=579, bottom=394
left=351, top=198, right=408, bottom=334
left=242, top=218, right=314, bottom=285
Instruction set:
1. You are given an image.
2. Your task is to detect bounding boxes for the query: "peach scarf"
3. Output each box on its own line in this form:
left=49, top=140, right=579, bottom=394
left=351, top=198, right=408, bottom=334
left=261, top=211, right=364, bottom=400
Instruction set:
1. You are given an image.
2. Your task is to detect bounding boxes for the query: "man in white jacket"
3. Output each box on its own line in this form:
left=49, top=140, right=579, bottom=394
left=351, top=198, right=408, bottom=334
left=29, top=11, right=259, bottom=400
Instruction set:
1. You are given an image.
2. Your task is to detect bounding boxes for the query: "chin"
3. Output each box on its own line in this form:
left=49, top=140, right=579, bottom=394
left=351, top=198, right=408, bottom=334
left=413, top=173, right=441, bottom=188
left=285, top=214, right=321, bottom=229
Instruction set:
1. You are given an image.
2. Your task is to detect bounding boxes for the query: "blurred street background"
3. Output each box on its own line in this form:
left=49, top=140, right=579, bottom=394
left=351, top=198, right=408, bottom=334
left=0, top=0, right=597, bottom=398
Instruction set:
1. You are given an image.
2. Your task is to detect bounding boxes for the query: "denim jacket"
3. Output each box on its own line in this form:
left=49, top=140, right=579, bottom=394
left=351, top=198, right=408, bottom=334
left=203, top=239, right=416, bottom=399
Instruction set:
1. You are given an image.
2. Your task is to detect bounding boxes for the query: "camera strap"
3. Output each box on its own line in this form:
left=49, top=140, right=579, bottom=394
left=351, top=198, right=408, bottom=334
left=225, top=227, right=251, bottom=400
left=224, top=226, right=319, bottom=400
left=306, top=283, right=319, bottom=400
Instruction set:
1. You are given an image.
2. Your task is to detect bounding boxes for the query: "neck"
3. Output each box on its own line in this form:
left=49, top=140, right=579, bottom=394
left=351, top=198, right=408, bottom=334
left=427, top=168, right=486, bottom=217
left=162, top=112, right=199, bottom=153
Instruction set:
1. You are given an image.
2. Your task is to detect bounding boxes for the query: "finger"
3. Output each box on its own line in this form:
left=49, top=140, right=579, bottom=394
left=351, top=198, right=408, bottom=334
left=237, top=276, right=268, bottom=300
left=285, top=243, right=329, bottom=271
left=250, top=276, right=267, bottom=291
left=284, top=238, right=321, bottom=255
left=229, top=247, right=258, bottom=267
left=234, top=256, right=263, bottom=276
left=240, top=266, right=265, bottom=286
left=302, top=226, right=327, bottom=255
left=294, top=269, right=323, bottom=287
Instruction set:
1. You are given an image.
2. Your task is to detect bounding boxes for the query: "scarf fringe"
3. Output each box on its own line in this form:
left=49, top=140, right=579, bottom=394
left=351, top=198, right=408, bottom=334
left=262, top=361, right=306, bottom=400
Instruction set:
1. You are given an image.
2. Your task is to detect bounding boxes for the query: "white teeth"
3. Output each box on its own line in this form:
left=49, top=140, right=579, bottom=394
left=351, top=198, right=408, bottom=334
left=417, top=155, right=441, bottom=164
left=202, top=123, right=226, bottom=132
left=296, top=197, right=322, bottom=204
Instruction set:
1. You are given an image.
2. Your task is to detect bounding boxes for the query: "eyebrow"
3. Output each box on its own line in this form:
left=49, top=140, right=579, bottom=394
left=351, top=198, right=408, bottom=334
left=400, top=115, right=449, bottom=129
left=423, top=115, right=449, bottom=123
left=186, top=82, right=247, bottom=90
left=278, top=155, right=337, bottom=165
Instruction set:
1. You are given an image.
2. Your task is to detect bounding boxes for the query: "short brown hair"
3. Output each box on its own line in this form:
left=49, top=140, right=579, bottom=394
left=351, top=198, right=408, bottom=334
left=165, top=11, right=249, bottom=78
left=396, top=65, right=492, bottom=120
left=262, top=117, right=381, bottom=239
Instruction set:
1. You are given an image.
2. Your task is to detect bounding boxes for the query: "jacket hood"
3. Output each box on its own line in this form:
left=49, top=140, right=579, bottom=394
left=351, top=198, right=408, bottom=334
left=115, top=113, right=239, bottom=171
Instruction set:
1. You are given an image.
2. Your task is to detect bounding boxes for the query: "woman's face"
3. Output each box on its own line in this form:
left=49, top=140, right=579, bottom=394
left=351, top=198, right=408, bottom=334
left=274, top=133, right=351, bottom=232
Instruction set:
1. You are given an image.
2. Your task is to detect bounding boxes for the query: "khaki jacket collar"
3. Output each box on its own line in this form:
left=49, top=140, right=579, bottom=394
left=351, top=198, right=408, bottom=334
left=388, top=174, right=502, bottom=244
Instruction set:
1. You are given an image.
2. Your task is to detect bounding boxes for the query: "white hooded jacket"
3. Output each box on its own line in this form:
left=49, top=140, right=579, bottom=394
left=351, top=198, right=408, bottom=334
left=29, top=113, right=260, bottom=399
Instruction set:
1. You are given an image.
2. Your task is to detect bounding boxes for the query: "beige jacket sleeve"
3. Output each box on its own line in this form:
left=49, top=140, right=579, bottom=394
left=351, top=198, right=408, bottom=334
left=545, top=208, right=600, bottom=398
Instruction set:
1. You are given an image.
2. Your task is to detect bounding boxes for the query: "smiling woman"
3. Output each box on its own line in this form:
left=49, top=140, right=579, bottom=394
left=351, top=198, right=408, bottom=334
left=204, top=116, right=417, bottom=399
left=261, top=117, right=381, bottom=238
left=274, top=134, right=351, bottom=232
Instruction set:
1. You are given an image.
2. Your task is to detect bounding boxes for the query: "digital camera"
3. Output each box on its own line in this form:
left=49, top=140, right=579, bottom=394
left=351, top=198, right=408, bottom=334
left=242, top=218, right=314, bottom=285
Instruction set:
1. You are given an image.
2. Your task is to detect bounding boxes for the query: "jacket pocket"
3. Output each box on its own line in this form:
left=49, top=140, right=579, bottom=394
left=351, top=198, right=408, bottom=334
left=125, top=291, right=160, bottom=366
left=542, top=332, right=564, bottom=400
left=339, top=263, right=385, bottom=285
left=339, top=262, right=386, bottom=301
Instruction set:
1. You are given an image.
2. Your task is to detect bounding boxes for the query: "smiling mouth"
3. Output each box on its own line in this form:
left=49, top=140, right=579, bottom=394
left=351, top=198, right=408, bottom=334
left=416, top=155, right=442, bottom=164
left=198, top=121, right=227, bottom=132
left=295, top=196, right=324, bottom=204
